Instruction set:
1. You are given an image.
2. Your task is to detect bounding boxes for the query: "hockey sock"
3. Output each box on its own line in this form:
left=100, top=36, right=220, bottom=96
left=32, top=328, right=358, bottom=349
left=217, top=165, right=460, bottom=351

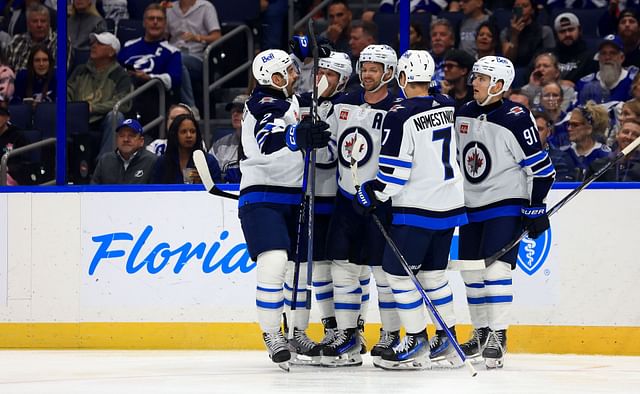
left=256, top=250, right=288, bottom=333
left=284, top=261, right=310, bottom=330
left=312, top=260, right=334, bottom=320
left=372, top=266, right=401, bottom=332
left=484, top=260, right=513, bottom=331
left=418, top=270, right=456, bottom=330
left=332, top=259, right=362, bottom=329
left=358, top=265, right=371, bottom=323
left=460, top=268, right=489, bottom=329
left=386, top=273, right=427, bottom=334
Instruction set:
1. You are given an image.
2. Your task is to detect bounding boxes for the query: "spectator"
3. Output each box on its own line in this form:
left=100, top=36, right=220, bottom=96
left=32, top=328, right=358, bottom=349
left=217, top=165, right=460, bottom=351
left=632, top=72, right=640, bottom=100
left=151, top=113, right=221, bottom=184
left=539, top=81, right=570, bottom=149
left=379, top=0, right=445, bottom=14
left=617, top=9, right=640, bottom=68
left=588, top=119, right=640, bottom=182
left=346, top=20, right=377, bottom=92
left=507, top=88, right=530, bottom=109
left=611, top=99, right=640, bottom=143
left=457, top=0, right=493, bottom=57
left=393, top=21, right=427, bottom=53
left=4, top=3, right=69, bottom=71
left=441, top=49, right=475, bottom=110
left=68, top=0, right=107, bottom=51
left=429, top=18, right=455, bottom=90
left=146, top=102, right=196, bottom=155
left=97, top=0, right=129, bottom=22
left=566, top=101, right=612, bottom=179
left=0, top=65, right=16, bottom=101
left=166, top=0, right=222, bottom=113
left=1, top=0, right=57, bottom=37
left=575, top=35, right=639, bottom=106
left=67, top=32, right=133, bottom=157
left=208, top=94, right=246, bottom=183
left=552, top=12, right=596, bottom=83
left=13, top=44, right=56, bottom=105
left=321, top=0, right=353, bottom=56
left=260, top=0, right=288, bottom=50
left=118, top=3, right=187, bottom=141
left=533, top=110, right=576, bottom=181
left=0, top=95, right=30, bottom=185
left=521, top=53, right=575, bottom=111
left=500, top=0, right=555, bottom=68
left=91, top=118, right=158, bottom=184
left=474, top=21, right=501, bottom=59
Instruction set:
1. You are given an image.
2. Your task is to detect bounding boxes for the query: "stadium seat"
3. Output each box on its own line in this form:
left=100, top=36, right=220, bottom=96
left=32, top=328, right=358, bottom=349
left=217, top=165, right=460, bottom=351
left=210, top=0, right=260, bottom=24
left=116, top=19, right=144, bottom=46
left=33, top=102, right=57, bottom=139
left=8, top=102, right=33, bottom=130
left=439, top=11, right=464, bottom=31
left=513, top=66, right=529, bottom=89
left=105, top=18, right=116, bottom=34
left=373, top=13, right=431, bottom=48
left=127, top=0, right=154, bottom=20
left=66, top=102, right=90, bottom=135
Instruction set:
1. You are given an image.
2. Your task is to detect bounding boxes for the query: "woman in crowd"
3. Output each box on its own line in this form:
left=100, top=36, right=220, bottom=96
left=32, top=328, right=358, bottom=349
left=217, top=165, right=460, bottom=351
left=13, top=45, right=56, bottom=105
left=151, top=113, right=221, bottom=184
left=521, top=53, right=574, bottom=111
left=474, top=21, right=501, bottom=59
left=566, top=101, right=612, bottom=180
left=500, top=0, right=555, bottom=67
left=146, top=103, right=196, bottom=155
left=538, top=81, right=569, bottom=148
left=588, top=119, right=640, bottom=182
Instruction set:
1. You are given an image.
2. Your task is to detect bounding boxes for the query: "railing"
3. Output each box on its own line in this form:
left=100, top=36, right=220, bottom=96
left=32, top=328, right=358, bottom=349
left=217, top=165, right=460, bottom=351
left=0, top=138, right=56, bottom=186
left=111, top=78, right=166, bottom=144
left=289, top=0, right=332, bottom=36
left=202, top=24, right=253, bottom=148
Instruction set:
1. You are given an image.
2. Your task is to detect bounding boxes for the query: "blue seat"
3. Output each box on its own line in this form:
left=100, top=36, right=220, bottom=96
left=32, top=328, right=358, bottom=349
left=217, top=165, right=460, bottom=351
left=116, top=19, right=144, bottom=46
left=211, top=0, right=260, bottom=24
left=127, top=0, right=154, bottom=20
left=66, top=102, right=90, bottom=135
left=373, top=13, right=431, bottom=48
left=8, top=102, right=33, bottom=130
left=33, top=102, right=57, bottom=139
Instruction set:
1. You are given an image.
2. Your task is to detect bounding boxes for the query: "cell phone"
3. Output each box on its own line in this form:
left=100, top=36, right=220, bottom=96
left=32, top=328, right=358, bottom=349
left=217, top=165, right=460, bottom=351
left=513, top=6, right=523, bottom=19
left=125, top=63, right=136, bottom=71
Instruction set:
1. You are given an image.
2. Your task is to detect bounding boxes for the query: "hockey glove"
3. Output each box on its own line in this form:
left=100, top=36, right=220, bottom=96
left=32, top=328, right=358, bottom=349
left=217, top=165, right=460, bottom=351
left=353, top=181, right=380, bottom=216
left=285, top=118, right=331, bottom=151
left=522, top=204, right=550, bottom=239
left=289, top=35, right=331, bottom=60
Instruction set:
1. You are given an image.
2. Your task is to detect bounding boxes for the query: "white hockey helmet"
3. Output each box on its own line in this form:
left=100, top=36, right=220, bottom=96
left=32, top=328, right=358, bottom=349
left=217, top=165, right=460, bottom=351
left=396, top=50, right=435, bottom=94
left=318, top=51, right=353, bottom=94
left=472, top=56, right=515, bottom=105
left=252, top=49, right=294, bottom=96
left=357, top=44, right=398, bottom=91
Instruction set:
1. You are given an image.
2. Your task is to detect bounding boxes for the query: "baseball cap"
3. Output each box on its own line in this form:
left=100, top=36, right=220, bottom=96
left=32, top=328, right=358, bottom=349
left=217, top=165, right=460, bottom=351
left=598, top=34, right=624, bottom=52
left=554, top=12, right=580, bottom=32
left=90, top=32, right=121, bottom=54
left=619, top=9, right=639, bottom=24
left=225, top=94, right=249, bottom=111
left=116, top=118, right=143, bottom=134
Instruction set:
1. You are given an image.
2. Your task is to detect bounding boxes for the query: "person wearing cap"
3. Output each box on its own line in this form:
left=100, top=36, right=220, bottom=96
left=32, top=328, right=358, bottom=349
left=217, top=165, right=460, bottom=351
left=551, top=12, right=597, bottom=82
left=68, top=31, right=133, bottom=158
left=575, top=34, right=639, bottom=106
left=616, top=9, right=640, bottom=68
left=0, top=96, right=30, bottom=185
left=207, top=94, right=246, bottom=183
left=68, top=0, right=107, bottom=51
left=91, top=118, right=157, bottom=184
left=441, top=49, right=475, bottom=110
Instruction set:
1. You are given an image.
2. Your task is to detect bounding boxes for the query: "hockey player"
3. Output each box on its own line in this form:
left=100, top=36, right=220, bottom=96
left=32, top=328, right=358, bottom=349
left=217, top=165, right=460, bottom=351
left=353, top=50, right=468, bottom=369
left=283, top=51, right=353, bottom=365
left=455, top=56, right=555, bottom=369
left=241, top=48, right=331, bottom=371
left=321, top=44, right=402, bottom=367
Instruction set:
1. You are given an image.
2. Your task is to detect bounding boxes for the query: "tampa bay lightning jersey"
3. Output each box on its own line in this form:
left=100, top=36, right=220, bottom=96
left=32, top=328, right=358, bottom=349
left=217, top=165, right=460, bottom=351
left=327, top=88, right=400, bottom=196
left=374, top=95, right=467, bottom=230
left=239, top=86, right=303, bottom=206
left=455, top=99, right=556, bottom=222
left=575, top=66, right=639, bottom=105
left=118, top=38, right=182, bottom=90
left=298, top=92, right=342, bottom=199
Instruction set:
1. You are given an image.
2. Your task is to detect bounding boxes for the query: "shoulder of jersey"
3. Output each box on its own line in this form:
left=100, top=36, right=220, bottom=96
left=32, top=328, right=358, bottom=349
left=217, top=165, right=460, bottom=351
left=579, top=73, right=596, bottom=83
left=246, top=91, right=290, bottom=114
left=123, top=37, right=143, bottom=48
left=335, top=91, right=362, bottom=105
left=493, top=100, right=534, bottom=131
left=456, top=99, right=478, bottom=117
left=159, top=41, right=180, bottom=53
left=432, top=93, right=455, bottom=108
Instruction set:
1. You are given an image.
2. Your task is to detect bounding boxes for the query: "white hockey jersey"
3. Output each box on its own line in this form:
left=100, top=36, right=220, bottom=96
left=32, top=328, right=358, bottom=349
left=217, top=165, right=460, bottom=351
left=455, top=99, right=556, bottom=222
left=373, top=95, right=467, bottom=230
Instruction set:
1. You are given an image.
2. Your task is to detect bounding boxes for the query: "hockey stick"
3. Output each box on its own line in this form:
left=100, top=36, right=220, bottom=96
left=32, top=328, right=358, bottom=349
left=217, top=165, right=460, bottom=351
left=449, top=135, right=640, bottom=271
left=350, top=133, right=477, bottom=377
left=193, top=150, right=239, bottom=200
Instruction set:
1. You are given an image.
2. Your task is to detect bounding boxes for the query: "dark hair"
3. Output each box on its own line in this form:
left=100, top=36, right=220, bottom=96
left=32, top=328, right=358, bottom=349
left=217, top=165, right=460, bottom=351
left=26, top=44, right=53, bottom=100
left=351, top=20, right=378, bottom=41
left=329, top=0, right=351, bottom=10
left=144, top=3, right=166, bottom=17
left=160, top=114, right=202, bottom=183
left=532, top=110, right=553, bottom=126
left=475, top=21, right=500, bottom=55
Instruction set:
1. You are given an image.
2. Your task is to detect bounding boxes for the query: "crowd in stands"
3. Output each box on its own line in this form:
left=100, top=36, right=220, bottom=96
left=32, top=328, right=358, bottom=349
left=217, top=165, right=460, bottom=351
left=0, top=0, right=639, bottom=186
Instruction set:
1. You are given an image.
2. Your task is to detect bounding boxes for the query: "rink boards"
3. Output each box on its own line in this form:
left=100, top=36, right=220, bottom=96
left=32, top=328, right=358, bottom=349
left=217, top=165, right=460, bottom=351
left=0, top=184, right=639, bottom=355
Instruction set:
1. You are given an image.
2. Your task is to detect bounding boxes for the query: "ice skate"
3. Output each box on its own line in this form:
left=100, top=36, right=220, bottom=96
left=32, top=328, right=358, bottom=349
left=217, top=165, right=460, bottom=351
left=370, top=328, right=400, bottom=364
left=429, top=328, right=463, bottom=368
left=483, top=329, right=507, bottom=369
left=321, top=328, right=363, bottom=367
left=262, top=331, right=291, bottom=372
left=460, top=327, right=490, bottom=364
left=376, top=331, right=431, bottom=370
left=287, top=328, right=322, bottom=366
left=319, top=317, right=338, bottom=346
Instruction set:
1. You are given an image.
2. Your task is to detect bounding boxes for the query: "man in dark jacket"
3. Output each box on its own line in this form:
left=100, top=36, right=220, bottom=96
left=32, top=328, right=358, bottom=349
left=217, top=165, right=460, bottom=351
left=552, top=12, right=596, bottom=83
left=91, top=119, right=157, bottom=184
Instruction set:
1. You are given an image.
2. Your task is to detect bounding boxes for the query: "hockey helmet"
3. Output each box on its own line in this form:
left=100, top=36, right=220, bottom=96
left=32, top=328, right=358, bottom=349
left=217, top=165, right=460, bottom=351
left=252, top=49, right=295, bottom=96
left=396, top=50, right=435, bottom=89
left=472, top=56, right=515, bottom=99
left=318, top=51, right=353, bottom=94
left=357, top=44, right=398, bottom=89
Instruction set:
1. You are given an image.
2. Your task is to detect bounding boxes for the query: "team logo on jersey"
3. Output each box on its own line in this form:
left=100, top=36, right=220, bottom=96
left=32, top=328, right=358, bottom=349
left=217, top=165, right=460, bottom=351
left=338, top=127, right=373, bottom=168
left=389, top=104, right=405, bottom=112
left=462, top=141, right=491, bottom=184
left=339, top=110, right=349, bottom=120
left=259, top=97, right=275, bottom=104
left=517, top=229, right=552, bottom=276
left=507, top=106, right=525, bottom=116
left=459, top=122, right=470, bottom=134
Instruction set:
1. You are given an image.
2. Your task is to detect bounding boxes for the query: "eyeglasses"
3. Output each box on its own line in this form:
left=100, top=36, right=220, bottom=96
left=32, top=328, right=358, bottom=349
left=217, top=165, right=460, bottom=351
left=443, top=63, right=460, bottom=69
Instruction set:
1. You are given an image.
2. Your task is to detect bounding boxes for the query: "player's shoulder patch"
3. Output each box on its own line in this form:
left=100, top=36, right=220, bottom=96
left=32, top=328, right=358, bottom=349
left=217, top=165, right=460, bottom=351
left=388, top=103, right=406, bottom=112
left=505, top=105, right=527, bottom=117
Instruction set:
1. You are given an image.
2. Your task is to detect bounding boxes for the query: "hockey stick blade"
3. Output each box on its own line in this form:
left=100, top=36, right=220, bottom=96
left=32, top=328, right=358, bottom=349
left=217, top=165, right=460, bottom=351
left=449, top=134, right=640, bottom=271
left=192, top=150, right=239, bottom=200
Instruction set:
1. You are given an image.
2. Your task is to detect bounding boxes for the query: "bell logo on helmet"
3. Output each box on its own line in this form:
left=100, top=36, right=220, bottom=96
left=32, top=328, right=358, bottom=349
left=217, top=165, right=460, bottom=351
left=261, top=53, right=275, bottom=63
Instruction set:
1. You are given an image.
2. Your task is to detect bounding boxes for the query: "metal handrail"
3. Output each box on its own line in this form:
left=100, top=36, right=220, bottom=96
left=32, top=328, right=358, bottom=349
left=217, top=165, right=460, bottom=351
left=202, top=24, right=253, bottom=149
left=111, top=78, right=166, bottom=143
left=0, top=138, right=56, bottom=186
